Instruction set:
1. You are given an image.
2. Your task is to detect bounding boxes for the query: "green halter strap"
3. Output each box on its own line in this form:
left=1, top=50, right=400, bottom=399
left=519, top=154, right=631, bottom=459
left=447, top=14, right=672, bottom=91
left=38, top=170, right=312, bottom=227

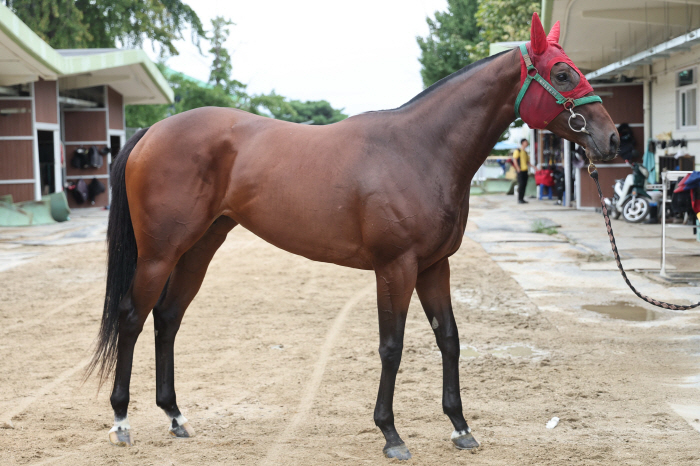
left=515, top=43, right=602, bottom=120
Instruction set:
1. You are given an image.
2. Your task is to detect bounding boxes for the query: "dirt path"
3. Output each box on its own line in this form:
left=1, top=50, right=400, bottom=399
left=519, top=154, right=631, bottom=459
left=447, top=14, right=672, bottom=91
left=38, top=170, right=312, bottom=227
left=1, top=220, right=699, bottom=465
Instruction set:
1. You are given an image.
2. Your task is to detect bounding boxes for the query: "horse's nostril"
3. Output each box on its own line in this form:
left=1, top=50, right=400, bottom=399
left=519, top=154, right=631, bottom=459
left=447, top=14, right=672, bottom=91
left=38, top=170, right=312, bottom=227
left=610, top=132, right=620, bottom=154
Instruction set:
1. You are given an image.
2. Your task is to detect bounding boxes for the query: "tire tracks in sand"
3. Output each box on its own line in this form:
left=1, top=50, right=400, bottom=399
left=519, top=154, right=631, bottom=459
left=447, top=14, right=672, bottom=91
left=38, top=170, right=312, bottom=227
left=261, top=282, right=375, bottom=465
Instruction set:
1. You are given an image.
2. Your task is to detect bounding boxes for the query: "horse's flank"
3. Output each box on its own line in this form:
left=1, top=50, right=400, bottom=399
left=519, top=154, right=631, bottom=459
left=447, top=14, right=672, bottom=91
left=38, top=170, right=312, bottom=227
left=126, top=50, right=521, bottom=273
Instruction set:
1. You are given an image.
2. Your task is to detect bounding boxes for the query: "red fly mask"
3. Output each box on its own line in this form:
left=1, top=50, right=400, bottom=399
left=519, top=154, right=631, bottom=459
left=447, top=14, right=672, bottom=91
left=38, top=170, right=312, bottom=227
left=515, top=13, right=601, bottom=130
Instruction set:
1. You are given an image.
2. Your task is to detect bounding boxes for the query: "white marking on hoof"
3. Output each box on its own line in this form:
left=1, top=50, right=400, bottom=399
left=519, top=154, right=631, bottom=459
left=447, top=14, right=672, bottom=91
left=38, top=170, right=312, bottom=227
left=108, top=417, right=133, bottom=446
left=451, top=427, right=471, bottom=439
left=168, top=414, right=188, bottom=428
left=109, top=417, right=131, bottom=433
left=167, top=413, right=195, bottom=438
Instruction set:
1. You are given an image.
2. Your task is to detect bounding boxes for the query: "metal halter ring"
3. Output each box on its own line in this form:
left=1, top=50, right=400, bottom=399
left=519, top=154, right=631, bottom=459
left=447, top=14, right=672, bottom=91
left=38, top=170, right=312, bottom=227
left=587, top=162, right=597, bottom=175
left=568, top=107, right=589, bottom=134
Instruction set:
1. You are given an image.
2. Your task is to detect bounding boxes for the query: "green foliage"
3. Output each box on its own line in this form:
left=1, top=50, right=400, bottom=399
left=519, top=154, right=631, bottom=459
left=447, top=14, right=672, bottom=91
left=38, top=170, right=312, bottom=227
left=208, top=16, right=236, bottom=91
left=125, top=103, right=169, bottom=129
left=253, top=96, right=347, bottom=125
left=6, top=0, right=204, bottom=56
left=285, top=100, right=347, bottom=125
left=9, top=2, right=347, bottom=128
left=467, top=0, right=540, bottom=60
left=416, top=0, right=479, bottom=88
left=532, top=220, right=558, bottom=236
left=416, top=0, right=539, bottom=86
left=126, top=68, right=347, bottom=128
left=126, top=65, right=239, bottom=127
left=4, top=0, right=89, bottom=48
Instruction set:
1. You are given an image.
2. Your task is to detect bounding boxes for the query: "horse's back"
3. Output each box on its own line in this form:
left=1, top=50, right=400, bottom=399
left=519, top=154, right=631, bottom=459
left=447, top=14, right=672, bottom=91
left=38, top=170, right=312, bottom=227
left=125, top=107, right=375, bottom=268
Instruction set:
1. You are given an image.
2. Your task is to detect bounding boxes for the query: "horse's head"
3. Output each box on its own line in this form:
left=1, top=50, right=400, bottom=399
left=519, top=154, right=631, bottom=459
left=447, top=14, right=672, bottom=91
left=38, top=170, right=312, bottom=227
left=516, top=13, right=619, bottom=161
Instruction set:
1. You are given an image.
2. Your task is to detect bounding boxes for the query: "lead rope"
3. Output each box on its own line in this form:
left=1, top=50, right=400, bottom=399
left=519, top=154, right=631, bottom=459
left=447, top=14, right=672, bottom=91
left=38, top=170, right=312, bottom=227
left=587, top=163, right=700, bottom=310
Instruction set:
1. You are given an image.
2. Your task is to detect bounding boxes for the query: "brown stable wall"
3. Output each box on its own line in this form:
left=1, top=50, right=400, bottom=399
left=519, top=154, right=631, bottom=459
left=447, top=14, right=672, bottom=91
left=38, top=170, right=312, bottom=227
left=0, top=183, right=34, bottom=202
left=34, top=79, right=58, bottom=124
left=596, top=85, right=644, bottom=157
left=0, top=140, right=33, bottom=179
left=66, top=178, right=109, bottom=208
left=598, top=86, right=644, bottom=123
left=579, top=166, right=632, bottom=208
left=0, top=100, right=32, bottom=136
left=63, top=110, right=107, bottom=142
left=107, top=87, right=124, bottom=130
left=576, top=85, right=643, bottom=209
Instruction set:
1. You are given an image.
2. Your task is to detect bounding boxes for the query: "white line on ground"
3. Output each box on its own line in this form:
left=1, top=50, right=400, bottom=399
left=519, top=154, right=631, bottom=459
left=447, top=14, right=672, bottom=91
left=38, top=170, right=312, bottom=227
left=1, top=290, right=102, bottom=334
left=0, top=356, right=91, bottom=425
left=261, top=282, right=375, bottom=465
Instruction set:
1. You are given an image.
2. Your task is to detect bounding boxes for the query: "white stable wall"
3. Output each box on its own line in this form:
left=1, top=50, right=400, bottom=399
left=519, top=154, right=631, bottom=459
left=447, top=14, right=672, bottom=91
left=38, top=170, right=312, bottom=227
left=650, top=46, right=700, bottom=170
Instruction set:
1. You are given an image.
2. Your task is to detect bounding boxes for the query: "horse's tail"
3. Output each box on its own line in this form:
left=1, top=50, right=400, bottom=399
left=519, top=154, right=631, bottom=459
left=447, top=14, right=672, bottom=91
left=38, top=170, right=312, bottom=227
left=85, top=127, right=149, bottom=389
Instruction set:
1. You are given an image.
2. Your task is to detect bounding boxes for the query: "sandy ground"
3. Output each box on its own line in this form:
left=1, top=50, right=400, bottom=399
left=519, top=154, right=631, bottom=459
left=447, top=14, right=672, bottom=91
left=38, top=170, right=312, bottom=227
left=1, top=206, right=700, bottom=465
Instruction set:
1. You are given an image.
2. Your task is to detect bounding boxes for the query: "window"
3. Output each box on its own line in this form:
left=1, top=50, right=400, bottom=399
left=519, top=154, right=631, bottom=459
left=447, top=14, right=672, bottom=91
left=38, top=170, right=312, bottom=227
left=677, top=68, right=697, bottom=129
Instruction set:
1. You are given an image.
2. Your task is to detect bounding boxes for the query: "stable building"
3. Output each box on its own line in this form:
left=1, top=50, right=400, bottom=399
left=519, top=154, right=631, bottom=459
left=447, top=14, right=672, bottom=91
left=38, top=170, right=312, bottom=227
left=492, top=0, right=700, bottom=209
left=0, top=4, right=172, bottom=210
left=547, top=0, right=700, bottom=209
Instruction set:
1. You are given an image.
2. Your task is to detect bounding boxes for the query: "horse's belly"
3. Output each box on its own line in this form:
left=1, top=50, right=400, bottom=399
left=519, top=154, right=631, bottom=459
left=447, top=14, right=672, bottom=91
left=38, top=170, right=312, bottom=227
left=226, top=186, right=373, bottom=269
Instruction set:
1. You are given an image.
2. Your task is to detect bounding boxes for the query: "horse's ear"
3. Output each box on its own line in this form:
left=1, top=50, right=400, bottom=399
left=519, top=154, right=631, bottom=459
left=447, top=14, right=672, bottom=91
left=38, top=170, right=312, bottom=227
left=530, top=12, right=548, bottom=54
left=548, top=21, right=560, bottom=44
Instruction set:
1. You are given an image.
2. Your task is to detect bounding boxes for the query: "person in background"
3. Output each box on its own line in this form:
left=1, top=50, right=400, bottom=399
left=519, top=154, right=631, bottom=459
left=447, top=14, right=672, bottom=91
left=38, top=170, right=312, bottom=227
left=512, top=138, right=532, bottom=204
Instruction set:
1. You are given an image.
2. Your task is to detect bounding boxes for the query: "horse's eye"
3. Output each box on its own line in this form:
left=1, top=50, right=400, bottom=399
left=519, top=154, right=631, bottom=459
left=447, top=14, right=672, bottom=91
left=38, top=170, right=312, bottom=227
left=556, top=73, right=568, bottom=82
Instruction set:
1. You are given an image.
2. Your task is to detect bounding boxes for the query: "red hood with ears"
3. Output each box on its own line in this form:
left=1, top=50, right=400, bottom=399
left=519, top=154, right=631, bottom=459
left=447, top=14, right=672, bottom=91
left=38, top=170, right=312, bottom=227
left=518, top=13, right=595, bottom=129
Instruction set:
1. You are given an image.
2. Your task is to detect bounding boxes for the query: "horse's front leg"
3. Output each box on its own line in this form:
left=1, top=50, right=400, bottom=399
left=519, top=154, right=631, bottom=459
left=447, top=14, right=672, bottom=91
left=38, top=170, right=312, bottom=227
left=415, top=258, right=479, bottom=450
left=373, top=258, right=417, bottom=460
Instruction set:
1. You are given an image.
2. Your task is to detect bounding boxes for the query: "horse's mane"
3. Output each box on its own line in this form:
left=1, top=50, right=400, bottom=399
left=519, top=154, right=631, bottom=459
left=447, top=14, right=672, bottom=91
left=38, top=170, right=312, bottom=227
left=399, top=49, right=511, bottom=109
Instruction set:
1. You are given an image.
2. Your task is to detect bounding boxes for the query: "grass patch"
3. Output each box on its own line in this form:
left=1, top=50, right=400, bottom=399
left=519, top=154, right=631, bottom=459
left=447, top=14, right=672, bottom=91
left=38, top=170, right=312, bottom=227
left=531, top=220, right=558, bottom=235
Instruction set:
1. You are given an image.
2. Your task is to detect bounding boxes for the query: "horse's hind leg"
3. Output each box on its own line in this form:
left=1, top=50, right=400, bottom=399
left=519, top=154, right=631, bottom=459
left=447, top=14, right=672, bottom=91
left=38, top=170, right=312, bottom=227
left=373, top=258, right=417, bottom=460
left=109, top=257, right=175, bottom=446
left=414, top=258, right=479, bottom=450
left=152, top=216, right=237, bottom=438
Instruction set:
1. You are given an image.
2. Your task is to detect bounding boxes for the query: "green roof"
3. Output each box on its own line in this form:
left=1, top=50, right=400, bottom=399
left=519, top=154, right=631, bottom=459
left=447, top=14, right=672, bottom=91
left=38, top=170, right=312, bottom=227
left=0, top=3, right=173, bottom=103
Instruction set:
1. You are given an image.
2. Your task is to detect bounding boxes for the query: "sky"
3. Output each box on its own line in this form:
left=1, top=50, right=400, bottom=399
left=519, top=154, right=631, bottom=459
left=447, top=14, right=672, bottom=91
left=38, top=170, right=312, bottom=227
left=146, top=0, right=448, bottom=116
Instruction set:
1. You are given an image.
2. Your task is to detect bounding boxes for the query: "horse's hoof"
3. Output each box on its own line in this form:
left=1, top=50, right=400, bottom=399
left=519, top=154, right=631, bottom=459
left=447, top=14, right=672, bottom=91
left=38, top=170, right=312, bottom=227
left=451, top=429, right=479, bottom=450
left=383, top=442, right=412, bottom=460
left=108, top=428, right=133, bottom=447
left=169, top=421, right=195, bottom=438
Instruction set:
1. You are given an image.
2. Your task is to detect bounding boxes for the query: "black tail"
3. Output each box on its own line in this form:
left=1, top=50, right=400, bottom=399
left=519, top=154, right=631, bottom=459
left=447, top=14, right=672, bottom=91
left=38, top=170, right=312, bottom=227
left=85, top=127, right=150, bottom=388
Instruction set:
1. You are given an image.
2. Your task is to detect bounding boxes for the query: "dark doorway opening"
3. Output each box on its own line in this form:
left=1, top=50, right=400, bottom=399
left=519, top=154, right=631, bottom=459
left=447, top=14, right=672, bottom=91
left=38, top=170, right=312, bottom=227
left=110, top=135, right=122, bottom=168
left=37, top=130, right=55, bottom=195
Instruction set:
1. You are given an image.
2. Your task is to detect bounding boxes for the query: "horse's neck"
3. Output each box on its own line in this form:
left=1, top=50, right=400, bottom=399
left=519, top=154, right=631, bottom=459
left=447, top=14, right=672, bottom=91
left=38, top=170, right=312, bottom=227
left=402, top=50, right=521, bottom=194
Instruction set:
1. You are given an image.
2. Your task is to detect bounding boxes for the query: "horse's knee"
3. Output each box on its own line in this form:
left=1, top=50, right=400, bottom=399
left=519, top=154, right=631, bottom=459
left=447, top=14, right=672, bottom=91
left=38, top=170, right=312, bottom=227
left=378, top=341, right=403, bottom=371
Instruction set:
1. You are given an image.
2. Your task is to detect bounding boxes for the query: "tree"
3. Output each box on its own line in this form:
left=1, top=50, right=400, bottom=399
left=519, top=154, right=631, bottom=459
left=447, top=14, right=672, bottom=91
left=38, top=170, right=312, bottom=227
left=208, top=17, right=234, bottom=89
left=416, top=0, right=479, bottom=88
left=467, top=0, right=540, bottom=61
left=126, top=69, right=347, bottom=128
left=416, top=0, right=539, bottom=87
left=5, top=0, right=204, bottom=56
left=277, top=100, right=348, bottom=125
left=126, top=65, right=240, bottom=127
left=246, top=93, right=347, bottom=125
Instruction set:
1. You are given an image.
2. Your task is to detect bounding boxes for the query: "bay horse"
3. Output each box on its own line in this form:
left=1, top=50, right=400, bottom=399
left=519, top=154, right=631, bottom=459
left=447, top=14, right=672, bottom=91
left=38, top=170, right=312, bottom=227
left=88, top=13, right=618, bottom=459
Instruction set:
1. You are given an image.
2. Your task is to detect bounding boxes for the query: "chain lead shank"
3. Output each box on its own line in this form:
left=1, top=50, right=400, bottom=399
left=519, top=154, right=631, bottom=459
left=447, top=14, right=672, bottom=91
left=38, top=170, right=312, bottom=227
left=588, top=163, right=699, bottom=311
